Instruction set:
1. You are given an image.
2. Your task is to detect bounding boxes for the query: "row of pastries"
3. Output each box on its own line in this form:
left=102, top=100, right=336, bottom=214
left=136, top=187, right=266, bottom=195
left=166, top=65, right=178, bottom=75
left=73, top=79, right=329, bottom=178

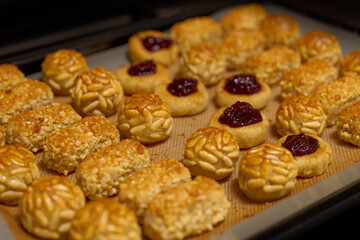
left=0, top=2, right=360, bottom=240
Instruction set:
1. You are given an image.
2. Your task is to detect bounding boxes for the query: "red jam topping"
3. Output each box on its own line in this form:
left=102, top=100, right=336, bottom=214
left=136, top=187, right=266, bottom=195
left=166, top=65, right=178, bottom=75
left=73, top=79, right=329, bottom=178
left=282, top=133, right=319, bottom=157
left=224, top=74, right=261, bottom=95
left=167, top=78, right=198, bottom=97
left=127, top=60, right=157, bottom=76
left=218, top=101, right=262, bottom=128
left=142, top=36, right=173, bottom=52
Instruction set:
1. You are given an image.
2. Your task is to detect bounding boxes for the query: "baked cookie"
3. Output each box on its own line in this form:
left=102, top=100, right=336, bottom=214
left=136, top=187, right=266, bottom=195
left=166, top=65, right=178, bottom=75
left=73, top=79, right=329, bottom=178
left=208, top=101, right=269, bottom=149
left=220, top=28, right=265, bottom=70
left=179, top=43, right=227, bottom=86
left=244, top=46, right=301, bottom=86
left=117, top=93, right=174, bottom=144
left=116, top=59, right=170, bottom=95
left=43, top=116, right=120, bottom=175
left=69, top=198, right=142, bottom=240
left=41, top=49, right=88, bottom=95
left=340, top=49, right=360, bottom=77
left=238, top=142, right=298, bottom=202
left=117, top=159, right=191, bottom=224
left=154, top=78, right=209, bottom=116
left=169, top=16, right=222, bottom=50
left=0, top=144, right=40, bottom=205
left=337, top=100, right=360, bottom=147
left=312, top=75, right=360, bottom=126
left=71, top=66, right=124, bottom=117
left=297, top=30, right=342, bottom=69
left=182, top=127, right=240, bottom=180
left=280, top=59, right=338, bottom=100
left=128, top=29, right=179, bottom=67
left=260, top=13, right=300, bottom=49
left=275, top=94, right=327, bottom=136
left=0, top=63, right=25, bottom=91
left=19, top=176, right=85, bottom=240
left=220, top=3, right=267, bottom=33
left=143, top=176, right=230, bottom=240
left=76, top=139, right=150, bottom=200
left=6, top=103, right=82, bottom=152
left=215, top=73, right=271, bottom=109
left=276, top=133, right=333, bottom=177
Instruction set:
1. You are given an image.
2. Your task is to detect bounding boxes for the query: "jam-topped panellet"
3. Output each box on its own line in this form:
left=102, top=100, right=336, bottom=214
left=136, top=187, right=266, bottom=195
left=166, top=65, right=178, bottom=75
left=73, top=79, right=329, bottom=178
left=219, top=101, right=262, bottom=128
left=127, top=60, right=157, bottom=76
left=282, top=133, right=319, bottom=157
left=167, top=78, right=198, bottom=97
left=224, top=74, right=261, bottom=95
left=142, top=36, right=173, bottom=52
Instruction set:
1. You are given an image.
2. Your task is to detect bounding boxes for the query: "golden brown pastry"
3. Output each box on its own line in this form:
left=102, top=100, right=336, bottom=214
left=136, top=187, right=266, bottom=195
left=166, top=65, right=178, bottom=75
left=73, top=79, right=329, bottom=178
left=0, top=79, right=54, bottom=128
left=71, top=66, right=124, bottom=117
left=208, top=101, right=269, bottom=149
left=115, top=59, right=170, bottom=95
left=220, top=3, right=267, bottom=33
left=340, top=49, right=360, bottom=77
left=154, top=78, right=209, bottom=117
left=179, top=43, right=227, bottom=86
left=220, top=28, right=265, bottom=70
left=69, top=198, right=142, bottom=240
left=276, top=133, right=333, bottom=177
left=280, top=59, right=338, bottom=100
left=76, top=139, right=150, bottom=200
left=275, top=94, right=327, bottom=136
left=337, top=100, right=360, bottom=147
left=6, top=103, right=82, bottom=152
left=41, top=49, right=88, bottom=95
left=260, top=13, right=300, bottom=49
left=43, top=116, right=120, bottom=175
left=244, top=46, right=301, bottom=86
left=297, top=30, right=342, bottom=69
left=128, top=29, right=179, bottom=67
left=169, top=16, right=222, bottom=50
left=238, top=142, right=298, bottom=202
left=117, top=159, right=191, bottom=224
left=312, top=75, right=360, bottom=126
left=0, top=144, right=40, bottom=205
left=215, top=73, right=271, bottom=109
left=143, top=176, right=230, bottom=240
left=0, top=63, right=25, bottom=91
left=0, top=125, right=5, bottom=146
left=117, top=93, right=173, bottom=144
left=18, top=176, right=85, bottom=240
left=182, top=127, right=240, bottom=180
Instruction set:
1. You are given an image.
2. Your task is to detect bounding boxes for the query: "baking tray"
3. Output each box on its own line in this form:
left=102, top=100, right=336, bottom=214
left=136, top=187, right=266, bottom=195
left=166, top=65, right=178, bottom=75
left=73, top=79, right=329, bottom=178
left=1, top=2, right=360, bottom=240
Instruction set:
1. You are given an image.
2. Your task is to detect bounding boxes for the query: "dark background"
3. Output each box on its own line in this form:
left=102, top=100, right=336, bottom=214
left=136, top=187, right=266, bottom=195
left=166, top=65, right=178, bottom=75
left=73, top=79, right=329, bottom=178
left=1, top=0, right=360, bottom=239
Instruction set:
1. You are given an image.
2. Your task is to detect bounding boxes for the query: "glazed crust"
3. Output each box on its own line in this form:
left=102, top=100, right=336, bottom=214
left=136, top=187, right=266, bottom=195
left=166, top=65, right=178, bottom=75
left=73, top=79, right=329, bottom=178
left=312, top=75, right=360, bottom=126
left=215, top=75, right=271, bottom=109
left=280, top=59, right=338, bottom=100
left=128, top=29, right=179, bottom=67
left=154, top=79, right=209, bottom=117
left=337, top=100, right=360, bottom=147
left=143, top=176, right=230, bottom=240
left=41, top=49, right=88, bottom=95
left=275, top=134, right=333, bottom=177
left=208, top=107, right=269, bottom=149
left=0, top=64, right=25, bottom=91
left=340, top=49, right=360, bottom=77
left=76, top=139, right=150, bottom=200
left=116, top=62, right=170, bottom=95
left=238, top=142, right=298, bottom=202
left=244, top=46, right=301, bottom=86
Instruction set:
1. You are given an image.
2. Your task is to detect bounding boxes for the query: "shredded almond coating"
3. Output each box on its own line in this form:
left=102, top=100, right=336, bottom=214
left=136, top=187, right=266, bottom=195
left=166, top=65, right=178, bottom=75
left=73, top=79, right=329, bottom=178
left=143, top=176, right=230, bottom=240
left=238, top=142, right=298, bottom=202
left=0, top=125, right=5, bottom=146
left=69, top=198, right=141, bottom=240
left=337, top=100, right=360, bottom=147
left=76, top=139, right=150, bottom=200
left=340, top=49, right=360, bottom=77
left=0, top=64, right=25, bottom=91
left=19, top=176, right=85, bottom=240
left=0, top=144, right=40, bottom=205
left=43, top=116, right=120, bottom=175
